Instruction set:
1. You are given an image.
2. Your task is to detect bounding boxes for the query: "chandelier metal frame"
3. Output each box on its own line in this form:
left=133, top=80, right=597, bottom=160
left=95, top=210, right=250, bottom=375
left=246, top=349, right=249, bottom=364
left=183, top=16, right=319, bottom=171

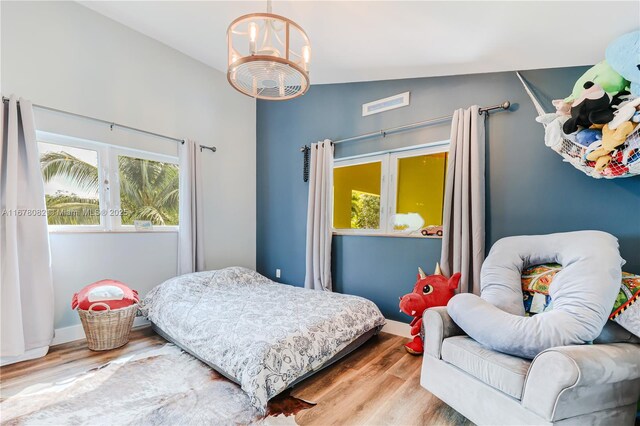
left=226, top=7, right=311, bottom=101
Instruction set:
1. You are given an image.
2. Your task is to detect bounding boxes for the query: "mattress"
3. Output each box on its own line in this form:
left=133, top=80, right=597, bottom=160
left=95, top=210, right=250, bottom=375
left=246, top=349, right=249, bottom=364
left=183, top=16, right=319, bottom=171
left=139, top=267, right=386, bottom=413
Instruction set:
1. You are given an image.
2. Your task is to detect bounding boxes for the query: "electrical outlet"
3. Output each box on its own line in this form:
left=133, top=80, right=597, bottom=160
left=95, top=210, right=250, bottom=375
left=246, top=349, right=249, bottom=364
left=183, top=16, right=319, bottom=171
left=275, top=269, right=281, bottom=279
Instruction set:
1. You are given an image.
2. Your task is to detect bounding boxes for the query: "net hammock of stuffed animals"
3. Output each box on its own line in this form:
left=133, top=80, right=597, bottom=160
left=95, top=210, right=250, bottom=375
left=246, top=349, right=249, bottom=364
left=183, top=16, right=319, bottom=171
left=518, top=30, right=640, bottom=179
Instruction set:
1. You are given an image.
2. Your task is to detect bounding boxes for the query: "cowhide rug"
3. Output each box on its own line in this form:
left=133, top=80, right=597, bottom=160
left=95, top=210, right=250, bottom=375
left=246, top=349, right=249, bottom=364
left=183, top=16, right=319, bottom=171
left=0, top=344, right=315, bottom=425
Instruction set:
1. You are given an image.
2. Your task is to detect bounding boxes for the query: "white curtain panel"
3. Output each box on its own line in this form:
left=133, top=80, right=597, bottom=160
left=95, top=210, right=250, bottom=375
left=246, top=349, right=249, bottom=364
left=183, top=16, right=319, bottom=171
left=440, top=106, right=485, bottom=295
left=0, top=96, right=54, bottom=357
left=304, top=140, right=334, bottom=291
left=178, top=139, right=205, bottom=275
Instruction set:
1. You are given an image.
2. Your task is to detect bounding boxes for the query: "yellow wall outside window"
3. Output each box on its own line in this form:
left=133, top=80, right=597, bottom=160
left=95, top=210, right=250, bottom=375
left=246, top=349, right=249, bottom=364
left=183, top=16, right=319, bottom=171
left=333, top=150, right=448, bottom=232
left=396, top=153, right=447, bottom=226
left=333, top=162, right=381, bottom=229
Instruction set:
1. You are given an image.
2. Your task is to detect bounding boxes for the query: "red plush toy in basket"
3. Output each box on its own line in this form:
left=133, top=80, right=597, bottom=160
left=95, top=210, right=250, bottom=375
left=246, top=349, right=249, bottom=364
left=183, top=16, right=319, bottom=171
left=72, top=279, right=139, bottom=311
left=72, top=280, right=139, bottom=351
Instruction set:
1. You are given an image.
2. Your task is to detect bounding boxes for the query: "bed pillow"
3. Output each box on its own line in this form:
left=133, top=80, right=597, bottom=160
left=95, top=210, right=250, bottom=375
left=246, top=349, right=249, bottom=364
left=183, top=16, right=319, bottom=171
left=522, top=263, right=640, bottom=338
left=210, top=267, right=273, bottom=286
left=447, top=231, right=624, bottom=359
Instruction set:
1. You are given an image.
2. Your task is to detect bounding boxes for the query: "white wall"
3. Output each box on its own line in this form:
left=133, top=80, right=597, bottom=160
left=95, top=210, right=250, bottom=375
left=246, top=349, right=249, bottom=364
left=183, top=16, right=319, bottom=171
left=1, top=1, right=256, bottom=328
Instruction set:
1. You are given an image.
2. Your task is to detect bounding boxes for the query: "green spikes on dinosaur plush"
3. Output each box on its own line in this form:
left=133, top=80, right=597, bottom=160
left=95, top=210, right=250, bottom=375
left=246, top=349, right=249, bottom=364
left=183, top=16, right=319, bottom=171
left=564, top=60, right=630, bottom=103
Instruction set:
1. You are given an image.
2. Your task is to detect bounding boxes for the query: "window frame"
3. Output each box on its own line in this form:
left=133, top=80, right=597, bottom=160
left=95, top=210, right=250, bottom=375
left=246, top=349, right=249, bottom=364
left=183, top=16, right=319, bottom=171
left=332, top=140, right=449, bottom=238
left=109, top=147, right=179, bottom=233
left=331, top=154, right=390, bottom=236
left=37, top=131, right=180, bottom=234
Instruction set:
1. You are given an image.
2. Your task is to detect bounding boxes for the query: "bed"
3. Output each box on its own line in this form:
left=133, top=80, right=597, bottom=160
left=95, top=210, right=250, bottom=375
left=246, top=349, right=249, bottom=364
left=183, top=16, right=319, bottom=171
left=139, top=267, right=386, bottom=413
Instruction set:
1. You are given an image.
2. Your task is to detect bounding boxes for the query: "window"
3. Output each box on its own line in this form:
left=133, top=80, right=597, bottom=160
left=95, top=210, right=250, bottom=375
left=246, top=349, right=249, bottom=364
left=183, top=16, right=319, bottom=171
left=38, top=132, right=179, bottom=232
left=40, top=142, right=101, bottom=226
left=333, top=161, right=383, bottom=230
left=332, top=143, right=448, bottom=237
left=117, top=155, right=179, bottom=226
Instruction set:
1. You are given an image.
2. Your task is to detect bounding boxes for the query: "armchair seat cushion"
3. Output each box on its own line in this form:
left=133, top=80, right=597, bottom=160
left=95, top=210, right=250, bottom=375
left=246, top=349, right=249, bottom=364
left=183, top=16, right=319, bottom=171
left=441, top=336, right=531, bottom=399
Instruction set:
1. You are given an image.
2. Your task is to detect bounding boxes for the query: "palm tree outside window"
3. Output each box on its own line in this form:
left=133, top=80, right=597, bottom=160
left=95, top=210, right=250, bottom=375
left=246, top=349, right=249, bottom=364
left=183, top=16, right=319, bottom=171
left=37, top=132, right=179, bottom=231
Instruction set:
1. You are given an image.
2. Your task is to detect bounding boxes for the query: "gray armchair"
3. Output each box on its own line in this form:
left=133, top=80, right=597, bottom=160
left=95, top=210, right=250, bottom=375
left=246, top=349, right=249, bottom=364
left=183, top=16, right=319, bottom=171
left=420, top=307, right=640, bottom=425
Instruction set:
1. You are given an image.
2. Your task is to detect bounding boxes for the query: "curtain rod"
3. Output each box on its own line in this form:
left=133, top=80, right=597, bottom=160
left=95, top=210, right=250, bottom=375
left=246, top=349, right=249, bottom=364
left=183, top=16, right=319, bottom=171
left=312, top=101, right=511, bottom=148
left=2, top=97, right=216, bottom=153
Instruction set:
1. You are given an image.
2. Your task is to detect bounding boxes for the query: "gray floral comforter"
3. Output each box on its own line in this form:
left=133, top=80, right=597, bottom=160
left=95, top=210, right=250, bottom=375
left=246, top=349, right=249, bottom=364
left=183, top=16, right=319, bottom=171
left=139, top=267, right=386, bottom=413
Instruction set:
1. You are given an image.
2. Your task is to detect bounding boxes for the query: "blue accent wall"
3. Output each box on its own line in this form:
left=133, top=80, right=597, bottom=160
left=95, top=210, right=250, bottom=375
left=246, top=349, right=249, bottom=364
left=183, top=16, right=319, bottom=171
left=256, top=68, right=640, bottom=323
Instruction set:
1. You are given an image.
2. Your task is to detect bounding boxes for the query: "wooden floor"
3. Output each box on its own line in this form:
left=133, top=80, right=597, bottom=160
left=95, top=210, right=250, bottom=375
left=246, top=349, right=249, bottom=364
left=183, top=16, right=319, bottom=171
left=0, top=327, right=471, bottom=426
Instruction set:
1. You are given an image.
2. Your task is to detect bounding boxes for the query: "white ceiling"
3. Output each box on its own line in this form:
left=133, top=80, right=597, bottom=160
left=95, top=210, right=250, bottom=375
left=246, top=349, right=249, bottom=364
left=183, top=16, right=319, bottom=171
left=79, top=1, right=639, bottom=85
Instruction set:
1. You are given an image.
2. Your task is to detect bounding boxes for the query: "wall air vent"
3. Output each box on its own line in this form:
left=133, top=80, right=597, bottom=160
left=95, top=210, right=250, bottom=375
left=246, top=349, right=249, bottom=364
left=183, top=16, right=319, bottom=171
left=362, top=92, right=410, bottom=117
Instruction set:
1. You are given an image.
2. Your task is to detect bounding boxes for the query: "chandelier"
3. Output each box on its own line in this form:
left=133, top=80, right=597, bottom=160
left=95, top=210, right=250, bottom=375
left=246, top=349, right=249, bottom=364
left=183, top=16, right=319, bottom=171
left=227, top=0, right=311, bottom=100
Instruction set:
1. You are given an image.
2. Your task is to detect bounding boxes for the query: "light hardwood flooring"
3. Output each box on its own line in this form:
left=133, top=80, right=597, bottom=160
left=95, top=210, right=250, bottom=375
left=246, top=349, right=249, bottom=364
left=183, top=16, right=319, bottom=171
left=0, top=327, right=471, bottom=426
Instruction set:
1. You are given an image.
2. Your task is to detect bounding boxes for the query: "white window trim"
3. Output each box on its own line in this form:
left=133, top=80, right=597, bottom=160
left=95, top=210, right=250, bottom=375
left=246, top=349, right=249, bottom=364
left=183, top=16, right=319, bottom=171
left=332, top=140, right=449, bottom=238
left=37, top=131, right=179, bottom=234
left=332, top=154, right=390, bottom=236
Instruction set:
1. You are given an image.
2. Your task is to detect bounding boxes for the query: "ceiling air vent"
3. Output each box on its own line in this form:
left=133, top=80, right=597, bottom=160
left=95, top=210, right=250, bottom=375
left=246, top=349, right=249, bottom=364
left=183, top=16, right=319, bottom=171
left=362, top=92, right=410, bottom=117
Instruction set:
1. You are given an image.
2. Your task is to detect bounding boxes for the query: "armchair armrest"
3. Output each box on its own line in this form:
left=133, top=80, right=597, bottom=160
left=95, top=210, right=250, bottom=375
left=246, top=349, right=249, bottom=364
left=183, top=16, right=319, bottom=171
left=423, top=307, right=465, bottom=359
left=522, top=343, right=640, bottom=422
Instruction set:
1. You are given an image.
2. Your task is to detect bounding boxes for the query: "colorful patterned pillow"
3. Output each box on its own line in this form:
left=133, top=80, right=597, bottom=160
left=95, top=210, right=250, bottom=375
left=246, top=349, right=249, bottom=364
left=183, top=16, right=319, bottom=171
left=522, top=263, right=640, bottom=337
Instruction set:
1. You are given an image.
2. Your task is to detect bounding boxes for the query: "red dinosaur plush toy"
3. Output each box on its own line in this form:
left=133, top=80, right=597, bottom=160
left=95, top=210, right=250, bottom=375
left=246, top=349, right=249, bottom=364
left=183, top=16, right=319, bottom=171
left=399, top=264, right=461, bottom=355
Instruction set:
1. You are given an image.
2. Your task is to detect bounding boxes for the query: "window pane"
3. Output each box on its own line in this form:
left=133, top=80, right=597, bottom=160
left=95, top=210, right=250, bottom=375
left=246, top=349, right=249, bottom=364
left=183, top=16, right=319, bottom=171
left=394, top=152, right=447, bottom=232
left=39, top=142, right=100, bottom=225
left=333, top=161, right=381, bottom=229
left=118, top=155, right=179, bottom=226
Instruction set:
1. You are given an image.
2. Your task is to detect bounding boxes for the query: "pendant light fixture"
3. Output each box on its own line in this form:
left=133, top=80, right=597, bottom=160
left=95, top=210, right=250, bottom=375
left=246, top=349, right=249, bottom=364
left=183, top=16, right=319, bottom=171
left=227, top=0, right=311, bottom=100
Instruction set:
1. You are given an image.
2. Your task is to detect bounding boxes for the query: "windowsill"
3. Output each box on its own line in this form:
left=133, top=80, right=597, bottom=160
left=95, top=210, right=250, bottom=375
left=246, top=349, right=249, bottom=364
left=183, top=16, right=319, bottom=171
left=48, top=227, right=179, bottom=234
left=332, top=231, right=442, bottom=239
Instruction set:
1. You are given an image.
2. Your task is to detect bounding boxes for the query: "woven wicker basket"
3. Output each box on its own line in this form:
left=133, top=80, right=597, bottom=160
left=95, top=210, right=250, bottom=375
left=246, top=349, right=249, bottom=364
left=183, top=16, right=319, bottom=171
left=78, top=303, right=138, bottom=351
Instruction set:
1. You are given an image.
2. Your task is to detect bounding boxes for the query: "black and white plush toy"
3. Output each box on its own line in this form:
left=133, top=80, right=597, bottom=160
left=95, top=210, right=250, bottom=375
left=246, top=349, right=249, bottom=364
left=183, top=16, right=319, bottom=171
left=562, top=82, right=627, bottom=134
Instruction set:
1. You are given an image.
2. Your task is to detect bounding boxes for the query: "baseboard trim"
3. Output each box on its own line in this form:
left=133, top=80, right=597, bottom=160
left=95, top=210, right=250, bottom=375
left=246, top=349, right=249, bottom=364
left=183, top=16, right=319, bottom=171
left=382, top=319, right=412, bottom=338
left=0, top=346, right=50, bottom=367
left=52, top=317, right=150, bottom=346
left=50, top=317, right=409, bottom=346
